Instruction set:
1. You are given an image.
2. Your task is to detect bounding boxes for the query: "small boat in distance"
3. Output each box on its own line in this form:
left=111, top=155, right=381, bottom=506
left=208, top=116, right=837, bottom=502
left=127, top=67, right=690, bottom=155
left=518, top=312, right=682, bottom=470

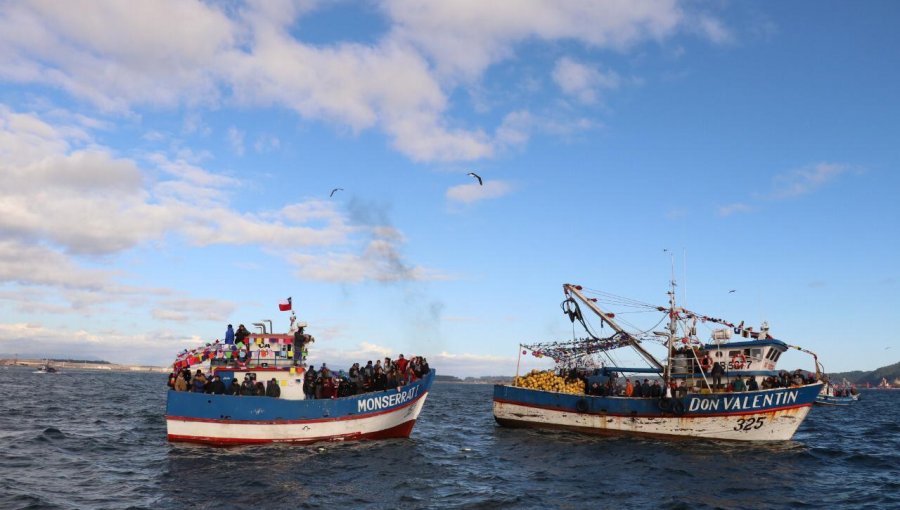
left=816, top=378, right=859, bottom=406
left=34, top=360, right=57, bottom=374
left=165, top=315, right=434, bottom=445
left=877, top=377, right=896, bottom=390
left=493, top=283, right=824, bottom=441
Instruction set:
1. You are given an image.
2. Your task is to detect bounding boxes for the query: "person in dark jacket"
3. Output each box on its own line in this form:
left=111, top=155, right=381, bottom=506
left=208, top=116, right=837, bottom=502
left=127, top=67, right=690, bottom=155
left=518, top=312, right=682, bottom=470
left=225, top=378, right=238, bottom=395
left=633, top=380, right=643, bottom=398
left=711, top=362, right=726, bottom=390
left=235, top=324, right=250, bottom=345
left=241, top=377, right=255, bottom=396
left=265, top=378, right=281, bottom=398
left=208, top=375, right=226, bottom=394
left=747, top=377, right=759, bottom=391
left=641, top=379, right=651, bottom=398
left=650, top=380, right=662, bottom=398
left=373, top=368, right=387, bottom=391
left=224, top=324, right=235, bottom=345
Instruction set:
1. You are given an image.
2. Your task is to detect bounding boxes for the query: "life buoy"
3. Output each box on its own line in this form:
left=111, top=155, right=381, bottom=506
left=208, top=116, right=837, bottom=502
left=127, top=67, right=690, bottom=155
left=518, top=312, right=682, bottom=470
left=575, top=399, right=589, bottom=413
left=672, top=399, right=685, bottom=416
left=731, top=353, right=747, bottom=369
left=700, top=355, right=712, bottom=372
left=260, top=349, right=269, bottom=358
left=657, top=398, right=672, bottom=412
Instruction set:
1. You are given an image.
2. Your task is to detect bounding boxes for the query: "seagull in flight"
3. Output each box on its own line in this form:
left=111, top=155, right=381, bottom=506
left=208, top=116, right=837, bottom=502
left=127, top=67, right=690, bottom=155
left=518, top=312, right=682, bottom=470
left=729, top=289, right=736, bottom=293
left=330, top=188, right=343, bottom=197
left=466, top=172, right=483, bottom=186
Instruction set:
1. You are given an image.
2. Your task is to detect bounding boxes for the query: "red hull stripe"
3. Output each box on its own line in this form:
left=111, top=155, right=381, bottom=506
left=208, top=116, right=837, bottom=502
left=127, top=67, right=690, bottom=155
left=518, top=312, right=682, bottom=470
left=167, top=419, right=417, bottom=446
left=167, top=391, right=427, bottom=425
left=492, top=397, right=812, bottom=418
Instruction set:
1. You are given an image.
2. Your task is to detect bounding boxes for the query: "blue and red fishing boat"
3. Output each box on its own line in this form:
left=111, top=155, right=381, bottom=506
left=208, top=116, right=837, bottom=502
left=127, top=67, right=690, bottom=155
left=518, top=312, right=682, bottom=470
left=166, top=317, right=434, bottom=445
left=493, top=283, right=824, bottom=441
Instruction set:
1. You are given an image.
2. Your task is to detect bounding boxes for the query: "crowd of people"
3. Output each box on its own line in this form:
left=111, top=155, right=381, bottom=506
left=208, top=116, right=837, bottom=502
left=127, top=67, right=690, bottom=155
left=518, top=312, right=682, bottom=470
left=302, top=355, right=430, bottom=399
left=167, top=354, right=431, bottom=400
left=571, top=367, right=816, bottom=399
left=168, top=368, right=282, bottom=397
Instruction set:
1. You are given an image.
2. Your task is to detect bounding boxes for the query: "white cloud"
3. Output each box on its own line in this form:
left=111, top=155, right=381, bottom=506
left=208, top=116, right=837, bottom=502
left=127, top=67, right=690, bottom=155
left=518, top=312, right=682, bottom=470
left=717, top=202, right=754, bottom=217
left=0, top=2, right=727, bottom=163
left=446, top=180, right=513, bottom=204
left=716, top=162, right=857, bottom=217
left=384, top=0, right=688, bottom=81
left=0, top=106, right=433, bottom=322
left=768, top=162, right=854, bottom=200
left=553, top=57, right=620, bottom=104
left=227, top=126, right=245, bottom=156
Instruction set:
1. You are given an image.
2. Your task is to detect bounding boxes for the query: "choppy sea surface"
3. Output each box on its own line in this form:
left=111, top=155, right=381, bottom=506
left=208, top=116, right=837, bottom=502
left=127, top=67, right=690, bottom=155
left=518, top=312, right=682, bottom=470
left=1, top=367, right=898, bottom=510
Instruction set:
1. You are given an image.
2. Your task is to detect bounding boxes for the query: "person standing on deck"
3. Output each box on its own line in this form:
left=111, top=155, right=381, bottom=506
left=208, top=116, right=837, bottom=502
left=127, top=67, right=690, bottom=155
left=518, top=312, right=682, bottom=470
left=711, top=362, right=725, bottom=391
left=641, top=379, right=651, bottom=398
left=224, top=324, right=235, bottom=345
left=747, top=377, right=759, bottom=391
left=624, top=379, right=634, bottom=397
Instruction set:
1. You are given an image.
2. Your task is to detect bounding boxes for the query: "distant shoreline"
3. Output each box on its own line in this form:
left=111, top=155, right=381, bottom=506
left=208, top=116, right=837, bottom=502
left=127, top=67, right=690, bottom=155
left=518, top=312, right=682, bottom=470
left=0, top=358, right=169, bottom=373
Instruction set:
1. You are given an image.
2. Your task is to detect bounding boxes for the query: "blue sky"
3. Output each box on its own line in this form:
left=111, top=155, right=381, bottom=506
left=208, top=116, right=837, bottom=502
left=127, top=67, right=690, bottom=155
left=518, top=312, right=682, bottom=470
left=0, top=1, right=897, bottom=376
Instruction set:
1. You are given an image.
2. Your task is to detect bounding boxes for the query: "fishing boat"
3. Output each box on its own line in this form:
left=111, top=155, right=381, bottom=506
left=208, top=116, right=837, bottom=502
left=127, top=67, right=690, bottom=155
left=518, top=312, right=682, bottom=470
left=493, top=283, right=824, bottom=441
left=166, top=316, right=434, bottom=445
left=34, top=360, right=57, bottom=374
left=815, top=379, right=859, bottom=406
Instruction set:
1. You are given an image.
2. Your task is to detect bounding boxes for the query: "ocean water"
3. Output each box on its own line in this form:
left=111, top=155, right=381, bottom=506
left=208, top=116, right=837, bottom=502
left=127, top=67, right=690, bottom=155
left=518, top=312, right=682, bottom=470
left=1, top=367, right=898, bottom=510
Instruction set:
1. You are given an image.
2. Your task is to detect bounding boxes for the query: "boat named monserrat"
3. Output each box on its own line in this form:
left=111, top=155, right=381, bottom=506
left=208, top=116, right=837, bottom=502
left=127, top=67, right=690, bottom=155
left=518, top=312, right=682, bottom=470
left=493, top=283, right=824, bottom=441
left=166, top=316, right=434, bottom=445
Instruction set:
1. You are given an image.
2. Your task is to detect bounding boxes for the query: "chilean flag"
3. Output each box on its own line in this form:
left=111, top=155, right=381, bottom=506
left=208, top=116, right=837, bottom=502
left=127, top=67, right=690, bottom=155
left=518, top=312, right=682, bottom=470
left=279, top=297, right=292, bottom=312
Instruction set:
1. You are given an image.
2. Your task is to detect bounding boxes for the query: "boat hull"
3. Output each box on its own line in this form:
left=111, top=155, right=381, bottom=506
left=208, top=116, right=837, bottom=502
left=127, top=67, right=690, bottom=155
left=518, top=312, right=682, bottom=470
left=493, top=382, right=822, bottom=441
left=814, top=394, right=858, bottom=406
left=167, top=370, right=434, bottom=445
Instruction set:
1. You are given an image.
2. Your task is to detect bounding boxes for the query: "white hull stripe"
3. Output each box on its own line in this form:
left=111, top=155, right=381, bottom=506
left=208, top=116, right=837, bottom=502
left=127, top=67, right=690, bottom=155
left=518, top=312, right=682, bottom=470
left=493, top=400, right=812, bottom=441
left=168, top=393, right=429, bottom=442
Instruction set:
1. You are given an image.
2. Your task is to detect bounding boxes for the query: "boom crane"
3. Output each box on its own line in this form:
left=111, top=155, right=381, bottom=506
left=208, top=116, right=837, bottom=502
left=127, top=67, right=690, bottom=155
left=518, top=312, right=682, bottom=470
left=563, top=284, right=664, bottom=371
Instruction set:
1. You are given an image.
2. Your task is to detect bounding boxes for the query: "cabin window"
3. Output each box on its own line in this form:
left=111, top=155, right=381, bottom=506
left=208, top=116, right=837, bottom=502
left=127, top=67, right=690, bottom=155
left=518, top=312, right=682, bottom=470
left=751, top=348, right=762, bottom=360
left=772, top=351, right=782, bottom=362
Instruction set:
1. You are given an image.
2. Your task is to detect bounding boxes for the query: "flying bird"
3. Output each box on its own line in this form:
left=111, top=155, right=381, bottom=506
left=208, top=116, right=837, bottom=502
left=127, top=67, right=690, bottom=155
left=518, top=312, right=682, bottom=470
left=330, top=188, right=343, bottom=197
left=466, top=172, right=483, bottom=186
left=729, top=290, right=736, bottom=293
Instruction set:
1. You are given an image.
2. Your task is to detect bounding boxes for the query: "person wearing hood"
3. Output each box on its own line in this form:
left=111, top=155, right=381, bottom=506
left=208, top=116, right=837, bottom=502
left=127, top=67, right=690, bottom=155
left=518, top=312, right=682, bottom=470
left=224, top=324, right=235, bottom=344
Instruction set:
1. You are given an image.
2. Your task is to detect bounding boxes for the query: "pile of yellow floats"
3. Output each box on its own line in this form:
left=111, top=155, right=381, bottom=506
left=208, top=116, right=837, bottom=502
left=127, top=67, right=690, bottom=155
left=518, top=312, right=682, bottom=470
left=512, top=369, right=584, bottom=395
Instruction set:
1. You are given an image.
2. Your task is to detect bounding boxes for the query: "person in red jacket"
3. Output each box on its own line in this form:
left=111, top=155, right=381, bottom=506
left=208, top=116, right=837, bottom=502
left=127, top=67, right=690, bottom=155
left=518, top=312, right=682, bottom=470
left=396, top=354, right=409, bottom=374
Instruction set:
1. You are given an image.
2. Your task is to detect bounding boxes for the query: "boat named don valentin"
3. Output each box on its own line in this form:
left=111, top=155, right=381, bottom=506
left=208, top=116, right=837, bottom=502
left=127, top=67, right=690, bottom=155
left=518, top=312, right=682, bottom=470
left=493, top=283, right=824, bottom=441
left=166, top=317, right=434, bottom=445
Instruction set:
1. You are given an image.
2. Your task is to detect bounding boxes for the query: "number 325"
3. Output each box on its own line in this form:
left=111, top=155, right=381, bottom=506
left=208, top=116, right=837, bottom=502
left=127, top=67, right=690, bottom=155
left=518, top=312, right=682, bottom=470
left=734, top=416, right=766, bottom=431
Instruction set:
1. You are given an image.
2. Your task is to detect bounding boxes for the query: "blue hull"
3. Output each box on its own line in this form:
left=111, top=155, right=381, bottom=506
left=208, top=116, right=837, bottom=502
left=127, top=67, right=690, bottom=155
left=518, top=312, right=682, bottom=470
left=166, top=370, right=435, bottom=445
left=493, top=383, right=823, bottom=440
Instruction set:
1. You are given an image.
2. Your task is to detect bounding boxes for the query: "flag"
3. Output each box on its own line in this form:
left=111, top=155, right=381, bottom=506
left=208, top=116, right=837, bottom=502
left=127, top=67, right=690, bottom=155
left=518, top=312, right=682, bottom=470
left=279, top=297, right=292, bottom=312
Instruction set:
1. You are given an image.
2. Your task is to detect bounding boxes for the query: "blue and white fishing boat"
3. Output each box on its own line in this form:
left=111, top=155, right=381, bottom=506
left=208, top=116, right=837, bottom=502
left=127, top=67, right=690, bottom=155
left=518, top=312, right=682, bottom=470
left=815, top=379, right=859, bottom=406
left=493, top=283, right=824, bottom=441
left=166, top=318, right=434, bottom=446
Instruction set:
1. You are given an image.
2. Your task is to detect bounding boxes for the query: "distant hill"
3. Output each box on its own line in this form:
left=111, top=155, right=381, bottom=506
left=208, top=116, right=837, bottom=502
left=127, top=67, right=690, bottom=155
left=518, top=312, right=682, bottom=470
left=828, top=360, right=900, bottom=387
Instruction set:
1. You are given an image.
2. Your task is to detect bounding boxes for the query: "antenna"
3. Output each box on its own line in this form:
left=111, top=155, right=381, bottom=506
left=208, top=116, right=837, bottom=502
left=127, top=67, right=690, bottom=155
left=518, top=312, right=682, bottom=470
left=682, top=248, right=687, bottom=308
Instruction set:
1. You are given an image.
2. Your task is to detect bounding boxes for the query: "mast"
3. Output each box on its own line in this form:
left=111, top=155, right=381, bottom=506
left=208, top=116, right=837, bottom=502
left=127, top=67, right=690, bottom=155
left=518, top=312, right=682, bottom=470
left=664, top=275, right=677, bottom=396
left=563, top=284, right=663, bottom=370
